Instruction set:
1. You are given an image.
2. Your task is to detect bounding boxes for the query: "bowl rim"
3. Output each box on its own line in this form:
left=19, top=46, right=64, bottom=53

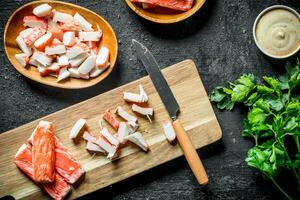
left=252, top=5, right=300, bottom=59
left=125, top=0, right=206, bottom=24
left=3, top=0, right=118, bottom=89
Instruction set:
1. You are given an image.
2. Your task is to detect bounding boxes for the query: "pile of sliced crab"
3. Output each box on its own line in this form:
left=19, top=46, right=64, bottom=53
left=15, top=3, right=110, bottom=82
left=69, top=84, right=177, bottom=160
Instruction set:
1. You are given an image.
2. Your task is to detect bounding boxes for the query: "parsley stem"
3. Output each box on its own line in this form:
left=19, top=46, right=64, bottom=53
left=269, top=176, right=293, bottom=200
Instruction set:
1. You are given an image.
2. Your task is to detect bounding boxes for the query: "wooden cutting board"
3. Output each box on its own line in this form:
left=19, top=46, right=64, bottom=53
left=0, top=60, right=222, bottom=199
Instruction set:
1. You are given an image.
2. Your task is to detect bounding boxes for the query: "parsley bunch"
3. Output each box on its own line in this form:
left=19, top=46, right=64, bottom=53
left=210, top=61, right=300, bottom=199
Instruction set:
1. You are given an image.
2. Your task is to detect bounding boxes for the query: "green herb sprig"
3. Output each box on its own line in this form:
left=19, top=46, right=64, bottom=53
left=209, top=60, right=300, bottom=200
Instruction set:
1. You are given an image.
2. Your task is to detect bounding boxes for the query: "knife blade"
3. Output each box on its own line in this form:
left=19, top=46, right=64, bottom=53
left=132, top=39, right=209, bottom=185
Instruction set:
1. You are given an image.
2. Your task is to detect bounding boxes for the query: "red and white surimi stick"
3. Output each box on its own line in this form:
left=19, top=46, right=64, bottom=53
left=57, top=55, right=69, bottom=66
left=23, top=16, right=47, bottom=28
left=63, top=32, right=76, bottom=46
left=69, top=52, right=89, bottom=67
left=19, top=28, right=34, bottom=39
left=57, top=67, right=71, bottom=82
left=69, top=119, right=87, bottom=139
left=96, top=46, right=109, bottom=68
left=23, top=26, right=47, bottom=46
left=53, top=11, right=74, bottom=24
left=79, top=32, right=102, bottom=42
left=33, top=4, right=52, bottom=17
left=34, top=32, right=53, bottom=51
left=74, top=13, right=93, bottom=31
left=132, top=104, right=154, bottom=123
left=116, top=106, right=137, bottom=127
left=103, top=110, right=120, bottom=130
left=52, top=38, right=62, bottom=45
left=15, top=53, right=29, bottom=67
left=78, top=55, right=96, bottom=75
left=16, top=36, right=32, bottom=56
left=29, top=56, right=42, bottom=68
left=117, top=122, right=130, bottom=144
left=32, top=51, right=53, bottom=67
left=66, top=45, right=86, bottom=59
left=89, top=63, right=109, bottom=78
left=93, top=137, right=118, bottom=160
left=123, top=92, right=145, bottom=103
left=45, top=44, right=66, bottom=55
left=163, top=121, right=176, bottom=143
left=86, top=141, right=105, bottom=153
left=60, top=21, right=82, bottom=32
left=139, top=84, right=148, bottom=102
left=125, top=132, right=149, bottom=152
left=101, top=128, right=119, bottom=147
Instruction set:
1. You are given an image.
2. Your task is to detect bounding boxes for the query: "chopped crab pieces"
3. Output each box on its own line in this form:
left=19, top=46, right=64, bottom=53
left=34, top=32, right=53, bottom=51
left=53, top=11, right=74, bottom=24
left=78, top=55, right=96, bottom=75
left=16, top=36, right=32, bottom=56
left=69, top=52, right=89, bottom=67
left=132, top=104, right=154, bottom=122
left=15, top=53, right=29, bottom=67
left=57, top=55, right=69, bottom=66
left=139, top=84, right=149, bottom=102
left=101, top=128, right=119, bottom=147
left=66, top=45, right=86, bottom=59
left=23, top=26, right=47, bottom=46
left=86, top=141, right=105, bottom=153
left=23, top=16, right=47, bottom=28
left=96, top=46, right=109, bottom=68
left=57, top=67, right=71, bottom=82
left=163, top=121, right=176, bottom=143
left=69, top=119, right=87, bottom=139
left=116, top=106, right=137, bottom=127
left=33, top=4, right=52, bottom=17
left=89, top=63, right=109, bottom=78
left=45, top=44, right=66, bottom=55
left=74, top=13, right=93, bottom=31
left=63, top=32, right=76, bottom=46
left=125, top=132, right=149, bottom=152
left=93, top=137, right=118, bottom=160
left=103, top=110, right=120, bottom=130
left=78, top=31, right=102, bottom=42
left=117, top=122, right=130, bottom=144
left=123, top=92, right=145, bottom=103
left=19, top=28, right=34, bottom=39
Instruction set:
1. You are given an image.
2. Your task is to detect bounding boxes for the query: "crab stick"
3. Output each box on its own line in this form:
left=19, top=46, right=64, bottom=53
left=103, top=110, right=120, bottom=130
left=29, top=56, right=42, bottom=68
left=57, top=55, right=69, bottom=66
left=60, top=21, right=82, bottom=32
left=123, top=92, right=145, bottom=103
left=63, top=32, right=76, bottom=46
left=69, top=119, right=87, bottom=140
left=15, top=53, right=29, bottom=67
left=34, top=32, right=53, bottom=51
left=89, top=63, right=109, bottom=78
left=163, top=121, right=176, bottom=143
left=45, top=44, right=66, bottom=55
left=33, top=4, right=52, bottom=17
left=116, top=106, right=137, bottom=127
left=48, top=23, right=64, bottom=40
left=33, top=51, right=53, bottom=67
left=23, top=16, right=47, bottom=28
left=139, top=84, right=149, bottom=102
left=74, top=12, right=93, bottom=31
left=69, top=52, right=89, bottom=67
left=79, top=32, right=102, bottom=42
left=16, top=36, right=32, bottom=56
left=96, top=46, right=109, bottom=68
left=86, top=141, right=105, bottom=153
left=93, top=137, right=118, bottom=160
left=78, top=55, right=96, bottom=75
left=53, top=11, right=74, bottom=24
left=101, top=128, right=119, bottom=147
left=126, top=132, right=149, bottom=152
left=57, top=67, right=70, bottom=82
left=23, top=26, right=47, bottom=46
left=32, top=121, right=56, bottom=183
left=66, top=45, right=87, bottom=59
left=52, top=38, right=62, bottom=45
left=117, top=122, right=130, bottom=144
left=19, top=28, right=34, bottom=39
left=132, top=104, right=154, bottom=122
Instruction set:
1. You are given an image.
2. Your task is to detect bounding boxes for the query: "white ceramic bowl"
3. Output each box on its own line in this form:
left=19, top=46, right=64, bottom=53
left=253, top=5, right=300, bottom=59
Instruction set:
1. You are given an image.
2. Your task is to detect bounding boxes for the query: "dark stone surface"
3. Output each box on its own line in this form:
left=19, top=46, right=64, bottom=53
left=1, top=0, right=299, bottom=199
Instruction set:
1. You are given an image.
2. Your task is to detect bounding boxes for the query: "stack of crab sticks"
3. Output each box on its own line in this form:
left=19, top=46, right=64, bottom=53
left=15, top=3, right=110, bottom=82
left=69, top=84, right=177, bottom=160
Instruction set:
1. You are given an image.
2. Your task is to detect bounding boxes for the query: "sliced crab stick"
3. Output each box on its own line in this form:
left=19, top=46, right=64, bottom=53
left=101, top=128, right=119, bottom=147
left=74, top=12, right=93, bottom=31
left=63, top=32, right=76, bottom=46
left=116, top=106, right=137, bottom=127
left=57, top=55, right=69, bottom=66
left=78, top=55, right=96, bottom=75
left=53, top=11, right=74, bottom=24
left=19, top=28, right=34, bottom=38
left=57, top=67, right=70, bottom=82
left=29, top=56, right=42, bottom=68
left=96, top=46, right=109, bottom=68
left=79, top=32, right=102, bottom=42
left=93, top=137, right=118, bottom=160
left=15, top=53, right=29, bottom=67
left=16, top=36, right=32, bottom=56
left=126, top=132, right=149, bottom=152
left=23, top=26, right=47, bottom=46
left=132, top=104, right=153, bottom=116
left=52, top=38, right=62, bottom=45
left=60, top=21, right=82, bottom=32
left=23, top=16, right=47, bottom=28
left=66, top=45, right=86, bottom=59
left=86, top=141, right=105, bottom=153
left=163, top=121, right=176, bottom=143
left=123, top=92, right=145, bottom=103
left=139, top=84, right=149, bottom=102
left=89, top=63, right=109, bottom=78
left=48, top=24, right=64, bottom=40
left=33, top=4, right=52, bottom=17
left=82, top=131, right=98, bottom=142
left=69, top=119, right=87, bottom=139
left=34, top=33, right=53, bottom=51
left=69, top=52, right=89, bottom=67
left=35, top=51, right=53, bottom=67
left=45, top=44, right=66, bottom=55
left=117, top=122, right=130, bottom=144
left=103, top=110, right=120, bottom=130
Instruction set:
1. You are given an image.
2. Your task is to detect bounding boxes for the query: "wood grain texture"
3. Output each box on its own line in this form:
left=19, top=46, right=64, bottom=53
left=4, top=0, right=118, bottom=89
left=0, top=60, right=222, bottom=199
left=125, top=0, right=206, bottom=24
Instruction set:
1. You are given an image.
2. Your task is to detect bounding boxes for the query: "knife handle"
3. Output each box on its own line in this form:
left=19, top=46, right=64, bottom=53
left=172, top=119, right=208, bottom=185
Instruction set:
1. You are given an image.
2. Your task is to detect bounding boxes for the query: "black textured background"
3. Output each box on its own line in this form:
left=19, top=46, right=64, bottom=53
left=1, top=0, right=300, bottom=199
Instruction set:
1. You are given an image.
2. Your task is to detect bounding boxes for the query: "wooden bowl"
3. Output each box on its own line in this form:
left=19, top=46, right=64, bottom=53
left=4, top=0, right=118, bottom=89
left=125, top=0, right=206, bottom=24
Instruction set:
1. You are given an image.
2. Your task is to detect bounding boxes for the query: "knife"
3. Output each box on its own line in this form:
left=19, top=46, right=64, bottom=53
left=132, top=39, right=208, bottom=185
